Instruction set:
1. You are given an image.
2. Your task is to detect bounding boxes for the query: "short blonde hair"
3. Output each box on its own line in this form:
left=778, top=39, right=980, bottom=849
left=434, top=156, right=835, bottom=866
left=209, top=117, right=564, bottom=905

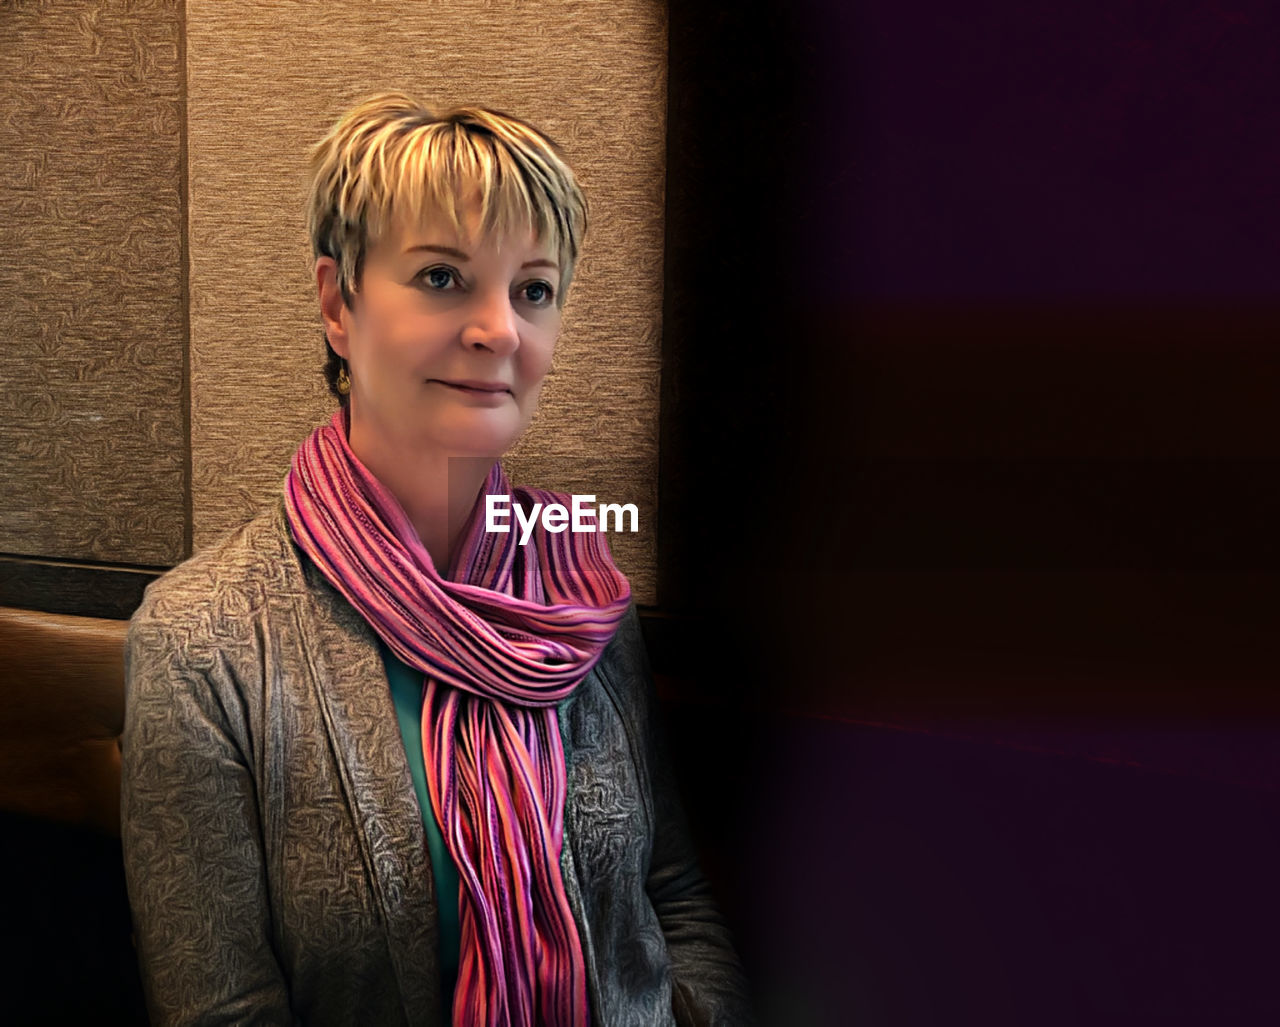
left=305, top=91, right=588, bottom=402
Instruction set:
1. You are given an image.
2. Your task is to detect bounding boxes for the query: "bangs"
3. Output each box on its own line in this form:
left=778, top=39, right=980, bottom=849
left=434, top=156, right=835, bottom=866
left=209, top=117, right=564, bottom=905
left=370, top=122, right=570, bottom=267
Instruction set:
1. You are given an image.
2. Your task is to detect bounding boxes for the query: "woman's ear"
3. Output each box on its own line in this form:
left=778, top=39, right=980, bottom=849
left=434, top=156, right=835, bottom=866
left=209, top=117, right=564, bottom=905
left=316, top=257, right=352, bottom=358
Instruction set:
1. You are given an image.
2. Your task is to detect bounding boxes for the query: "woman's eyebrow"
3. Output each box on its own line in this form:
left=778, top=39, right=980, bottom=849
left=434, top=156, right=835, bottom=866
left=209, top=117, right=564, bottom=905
left=404, top=243, right=559, bottom=271
left=404, top=243, right=470, bottom=260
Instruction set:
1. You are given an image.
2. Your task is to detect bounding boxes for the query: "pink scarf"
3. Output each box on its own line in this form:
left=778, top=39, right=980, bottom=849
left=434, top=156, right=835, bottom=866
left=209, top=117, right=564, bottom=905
left=283, top=407, right=631, bottom=1025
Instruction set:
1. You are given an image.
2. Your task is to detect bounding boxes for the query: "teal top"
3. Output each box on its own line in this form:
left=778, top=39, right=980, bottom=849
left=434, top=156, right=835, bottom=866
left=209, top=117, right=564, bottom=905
left=377, top=638, right=461, bottom=1014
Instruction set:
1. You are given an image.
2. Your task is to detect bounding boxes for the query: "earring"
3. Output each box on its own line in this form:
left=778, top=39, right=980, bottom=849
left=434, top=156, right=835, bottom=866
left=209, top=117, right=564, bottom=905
left=336, top=362, right=351, bottom=396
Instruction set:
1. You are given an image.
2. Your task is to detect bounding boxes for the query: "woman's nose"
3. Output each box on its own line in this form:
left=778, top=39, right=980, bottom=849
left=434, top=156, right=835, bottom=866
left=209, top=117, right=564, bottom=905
left=460, top=289, right=520, bottom=355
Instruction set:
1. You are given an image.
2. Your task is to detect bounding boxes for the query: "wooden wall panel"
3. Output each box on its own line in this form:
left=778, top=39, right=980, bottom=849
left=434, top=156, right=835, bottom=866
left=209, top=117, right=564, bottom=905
left=185, top=0, right=665, bottom=601
left=0, top=1, right=187, bottom=567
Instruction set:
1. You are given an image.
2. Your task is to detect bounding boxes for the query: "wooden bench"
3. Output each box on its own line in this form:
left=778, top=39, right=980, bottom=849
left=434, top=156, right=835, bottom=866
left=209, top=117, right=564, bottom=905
left=0, top=605, right=145, bottom=1022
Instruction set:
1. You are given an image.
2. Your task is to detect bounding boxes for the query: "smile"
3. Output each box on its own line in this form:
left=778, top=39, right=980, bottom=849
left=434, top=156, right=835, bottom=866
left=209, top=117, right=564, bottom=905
left=429, top=379, right=513, bottom=402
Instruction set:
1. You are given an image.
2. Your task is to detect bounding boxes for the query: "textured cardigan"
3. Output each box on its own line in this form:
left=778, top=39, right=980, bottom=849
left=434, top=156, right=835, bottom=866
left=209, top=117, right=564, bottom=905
left=119, top=496, right=755, bottom=1026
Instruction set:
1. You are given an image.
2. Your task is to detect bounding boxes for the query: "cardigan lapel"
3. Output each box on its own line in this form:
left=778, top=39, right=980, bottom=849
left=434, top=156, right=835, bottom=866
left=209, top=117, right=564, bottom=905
left=556, top=687, right=606, bottom=1019
left=280, top=502, right=443, bottom=1026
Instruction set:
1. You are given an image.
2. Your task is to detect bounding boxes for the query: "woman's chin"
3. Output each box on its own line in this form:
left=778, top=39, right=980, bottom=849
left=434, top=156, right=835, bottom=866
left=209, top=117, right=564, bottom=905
left=426, top=419, right=521, bottom=459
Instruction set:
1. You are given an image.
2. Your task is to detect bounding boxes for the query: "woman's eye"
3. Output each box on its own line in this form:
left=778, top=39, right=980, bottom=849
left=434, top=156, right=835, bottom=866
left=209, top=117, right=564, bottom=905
left=523, top=281, right=554, bottom=305
left=420, top=266, right=457, bottom=290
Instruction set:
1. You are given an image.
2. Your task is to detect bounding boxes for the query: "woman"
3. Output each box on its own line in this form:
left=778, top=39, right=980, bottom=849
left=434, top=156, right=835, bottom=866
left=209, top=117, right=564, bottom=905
left=119, top=93, right=754, bottom=1026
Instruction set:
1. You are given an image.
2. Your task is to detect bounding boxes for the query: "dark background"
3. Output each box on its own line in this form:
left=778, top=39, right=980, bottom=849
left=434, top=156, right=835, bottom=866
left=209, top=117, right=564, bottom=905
left=660, top=1, right=1280, bottom=1024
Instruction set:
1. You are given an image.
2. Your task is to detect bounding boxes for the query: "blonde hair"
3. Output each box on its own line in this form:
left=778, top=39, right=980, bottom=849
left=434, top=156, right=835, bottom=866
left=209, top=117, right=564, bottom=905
left=305, top=92, right=588, bottom=402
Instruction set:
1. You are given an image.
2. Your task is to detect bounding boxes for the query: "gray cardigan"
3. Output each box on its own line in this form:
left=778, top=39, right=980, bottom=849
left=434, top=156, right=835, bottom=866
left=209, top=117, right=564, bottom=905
left=120, top=496, right=754, bottom=1026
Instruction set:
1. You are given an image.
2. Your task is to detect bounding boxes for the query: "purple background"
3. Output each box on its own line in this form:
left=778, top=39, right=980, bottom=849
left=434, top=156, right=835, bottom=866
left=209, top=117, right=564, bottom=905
left=789, top=0, right=1280, bottom=301
left=661, top=2, right=1280, bottom=1024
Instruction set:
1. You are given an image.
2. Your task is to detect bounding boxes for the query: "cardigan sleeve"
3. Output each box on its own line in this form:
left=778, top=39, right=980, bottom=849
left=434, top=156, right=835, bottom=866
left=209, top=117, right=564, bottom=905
left=119, top=604, right=298, bottom=1027
left=608, top=605, right=758, bottom=1026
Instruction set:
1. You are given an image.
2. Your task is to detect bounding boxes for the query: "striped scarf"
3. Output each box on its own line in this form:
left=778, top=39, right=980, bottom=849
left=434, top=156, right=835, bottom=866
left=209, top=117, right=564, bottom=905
left=283, top=407, right=631, bottom=1025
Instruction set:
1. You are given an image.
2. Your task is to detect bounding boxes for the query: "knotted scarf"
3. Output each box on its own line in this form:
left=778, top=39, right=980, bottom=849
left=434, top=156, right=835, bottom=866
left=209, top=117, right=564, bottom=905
left=283, top=406, right=631, bottom=1026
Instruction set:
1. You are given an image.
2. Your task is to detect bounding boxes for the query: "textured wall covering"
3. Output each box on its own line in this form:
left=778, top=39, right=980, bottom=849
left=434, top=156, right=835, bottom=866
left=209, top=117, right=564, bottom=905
left=186, top=1, right=666, bottom=601
left=0, top=1, right=186, bottom=566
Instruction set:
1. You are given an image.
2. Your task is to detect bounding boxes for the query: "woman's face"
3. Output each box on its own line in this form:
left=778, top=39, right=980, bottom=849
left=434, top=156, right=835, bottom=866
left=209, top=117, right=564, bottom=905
left=322, top=198, right=562, bottom=460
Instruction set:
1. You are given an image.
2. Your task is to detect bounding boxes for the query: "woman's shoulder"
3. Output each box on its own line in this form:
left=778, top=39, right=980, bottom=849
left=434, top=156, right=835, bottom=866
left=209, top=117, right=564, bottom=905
left=589, top=602, right=656, bottom=720
left=128, top=496, right=301, bottom=650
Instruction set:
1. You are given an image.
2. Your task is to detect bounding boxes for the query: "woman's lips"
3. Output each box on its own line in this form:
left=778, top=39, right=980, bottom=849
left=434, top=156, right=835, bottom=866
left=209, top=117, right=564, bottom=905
left=430, top=379, right=512, bottom=402
left=432, top=378, right=511, bottom=393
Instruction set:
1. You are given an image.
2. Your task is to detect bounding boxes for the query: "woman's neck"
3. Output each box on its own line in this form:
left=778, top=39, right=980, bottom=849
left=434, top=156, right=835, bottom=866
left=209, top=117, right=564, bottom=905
left=345, top=414, right=494, bottom=578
